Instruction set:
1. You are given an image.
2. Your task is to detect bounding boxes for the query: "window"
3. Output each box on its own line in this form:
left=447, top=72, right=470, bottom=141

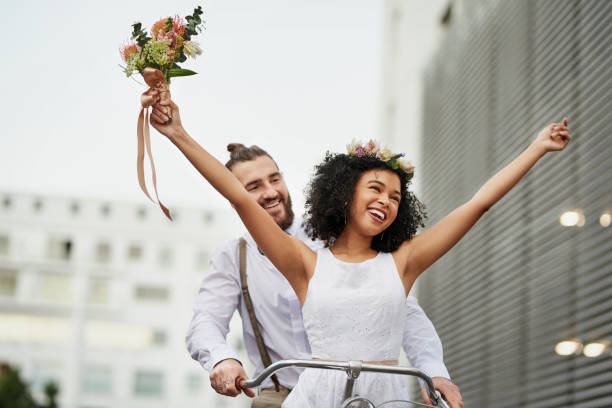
left=70, top=201, right=80, bottom=215
left=133, top=370, right=164, bottom=397
left=1, top=196, right=11, bottom=210
left=0, top=235, right=9, bottom=256
left=81, top=364, right=112, bottom=395
left=100, top=204, right=111, bottom=217
left=134, top=285, right=169, bottom=302
left=95, top=242, right=111, bottom=264
left=203, top=211, right=214, bottom=225
left=0, top=269, right=17, bottom=298
left=137, top=207, right=147, bottom=220
left=37, top=273, right=72, bottom=303
left=186, top=373, right=202, bottom=393
left=151, top=329, right=167, bottom=346
left=158, top=247, right=173, bottom=269
left=47, top=238, right=72, bottom=261
left=127, top=244, right=143, bottom=261
left=33, top=198, right=43, bottom=212
left=31, top=360, right=62, bottom=396
left=88, top=278, right=110, bottom=305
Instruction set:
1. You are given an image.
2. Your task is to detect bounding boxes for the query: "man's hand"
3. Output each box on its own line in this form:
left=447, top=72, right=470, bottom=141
left=422, top=377, right=463, bottom=408
left=210, top=359, right=255, bottom=398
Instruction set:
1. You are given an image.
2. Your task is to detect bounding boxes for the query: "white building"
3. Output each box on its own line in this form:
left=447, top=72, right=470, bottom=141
left=0, top=191, right=253, bottom=408
left=379, top=0, right=449, bottom=195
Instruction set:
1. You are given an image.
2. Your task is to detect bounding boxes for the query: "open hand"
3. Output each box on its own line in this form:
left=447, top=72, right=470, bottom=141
left=535, top=117, right=571, bottom=152
left=209, top=359, right=255, bottom=398
left=422, top=377, right=464, bottom=408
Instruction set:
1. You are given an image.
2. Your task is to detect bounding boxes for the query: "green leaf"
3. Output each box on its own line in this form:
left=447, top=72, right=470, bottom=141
left=167, top=68, right=198, bottom=78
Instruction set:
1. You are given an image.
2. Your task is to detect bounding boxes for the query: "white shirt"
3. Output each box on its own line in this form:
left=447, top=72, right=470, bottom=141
left=185, top=218, right=450, bottom=389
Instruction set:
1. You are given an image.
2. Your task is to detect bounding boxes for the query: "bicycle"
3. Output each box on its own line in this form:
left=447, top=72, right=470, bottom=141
left=240, top=359, right=451, bottom=408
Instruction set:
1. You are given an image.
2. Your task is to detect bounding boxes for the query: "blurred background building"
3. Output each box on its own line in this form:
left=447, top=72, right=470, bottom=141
left=381, top=0, right=612, bottom=406
left=0, top=192, right=247, bottom=407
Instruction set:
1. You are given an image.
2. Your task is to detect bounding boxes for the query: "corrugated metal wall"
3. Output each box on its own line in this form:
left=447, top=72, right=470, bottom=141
left=417, top=1, right=612, bottom=406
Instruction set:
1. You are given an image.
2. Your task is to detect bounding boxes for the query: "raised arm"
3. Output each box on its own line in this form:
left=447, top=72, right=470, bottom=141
left=149, top=100, right=314, bottom=298
left=400, top=119, right=570, bottom=281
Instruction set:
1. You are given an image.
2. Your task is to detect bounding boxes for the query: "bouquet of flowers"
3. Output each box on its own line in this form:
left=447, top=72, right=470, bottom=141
left=120, top=5, right=204, bottom=82
left=120, top=6, right=204, bottom=221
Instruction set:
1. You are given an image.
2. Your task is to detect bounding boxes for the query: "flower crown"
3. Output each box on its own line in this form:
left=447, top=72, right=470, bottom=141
left=346, top=139, right=415, bottom=179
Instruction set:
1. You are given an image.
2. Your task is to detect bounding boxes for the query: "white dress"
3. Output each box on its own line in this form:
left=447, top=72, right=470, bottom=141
left=282, top=248, right=410, bottom=407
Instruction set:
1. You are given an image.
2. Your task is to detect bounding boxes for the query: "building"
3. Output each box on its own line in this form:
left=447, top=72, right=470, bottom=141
left=0, top=191, right=252, bottom=408
left=382, top=0, right=612, bottom=406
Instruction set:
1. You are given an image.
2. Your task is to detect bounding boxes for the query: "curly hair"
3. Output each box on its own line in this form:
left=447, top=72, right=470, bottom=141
left=304, top=153, right=426, bottom=252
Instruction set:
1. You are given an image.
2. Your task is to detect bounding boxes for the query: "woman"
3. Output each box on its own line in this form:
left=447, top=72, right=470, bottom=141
left=149, top=99, right=569, bottom=407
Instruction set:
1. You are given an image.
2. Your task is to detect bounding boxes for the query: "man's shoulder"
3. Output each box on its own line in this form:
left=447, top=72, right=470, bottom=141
left=209, top=236, right=241, bottom=267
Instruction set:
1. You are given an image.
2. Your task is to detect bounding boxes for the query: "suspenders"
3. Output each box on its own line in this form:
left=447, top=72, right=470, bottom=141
left=239, top=238, right=281, bottom=392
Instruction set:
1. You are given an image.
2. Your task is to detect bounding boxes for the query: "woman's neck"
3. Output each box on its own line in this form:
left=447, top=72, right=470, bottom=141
left=331, top=224, right=377, bottom=262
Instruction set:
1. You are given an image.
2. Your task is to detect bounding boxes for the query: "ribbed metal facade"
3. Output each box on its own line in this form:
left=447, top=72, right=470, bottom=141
left=417, top=1, right=612, bottom=406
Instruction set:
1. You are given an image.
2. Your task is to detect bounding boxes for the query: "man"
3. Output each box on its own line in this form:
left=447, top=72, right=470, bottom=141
left=184, top=143, right=463, bottom=408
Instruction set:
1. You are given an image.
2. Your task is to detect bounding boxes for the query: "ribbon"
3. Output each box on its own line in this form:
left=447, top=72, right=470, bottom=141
left=137, top=67, right=172, bottom=220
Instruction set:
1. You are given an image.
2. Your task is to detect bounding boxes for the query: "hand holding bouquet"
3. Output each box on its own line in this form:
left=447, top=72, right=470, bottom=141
left=120, top=6, right=204, bottom=220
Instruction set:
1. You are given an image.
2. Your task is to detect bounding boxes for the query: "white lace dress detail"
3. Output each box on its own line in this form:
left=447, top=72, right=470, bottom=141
left=282, top=248, right=409, bottom=407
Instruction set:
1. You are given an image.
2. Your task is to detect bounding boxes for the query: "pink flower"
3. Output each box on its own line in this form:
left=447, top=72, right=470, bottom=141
left=365, top=140, right=380, bottom=156
left=356, top=146, right=366, bottom=157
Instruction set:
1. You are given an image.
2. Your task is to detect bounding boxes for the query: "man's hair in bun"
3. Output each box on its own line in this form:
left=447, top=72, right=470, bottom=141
left=225, top=143, right=278, bottom=170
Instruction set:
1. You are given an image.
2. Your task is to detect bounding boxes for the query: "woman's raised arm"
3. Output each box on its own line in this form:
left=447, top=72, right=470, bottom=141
left=399, top=119, right=571, bottom=282
left=149, top=100, right=314, bottom=299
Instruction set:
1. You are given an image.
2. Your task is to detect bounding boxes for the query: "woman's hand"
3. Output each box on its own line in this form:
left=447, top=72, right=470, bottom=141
left=533, top=117, right=571, bottom=152
left=149, top=98, right=185, bottom=142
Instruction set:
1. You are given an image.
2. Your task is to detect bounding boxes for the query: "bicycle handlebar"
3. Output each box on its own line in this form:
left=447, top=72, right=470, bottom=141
left=238, top=359, right=448, bottom=407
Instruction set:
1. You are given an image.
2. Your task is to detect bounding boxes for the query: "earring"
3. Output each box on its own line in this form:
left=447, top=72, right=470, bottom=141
left=344, top=201, right=348, bottom=225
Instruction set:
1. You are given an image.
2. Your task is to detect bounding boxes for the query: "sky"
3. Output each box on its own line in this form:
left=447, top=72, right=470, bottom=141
left=1, top=0, right=391, bottom=214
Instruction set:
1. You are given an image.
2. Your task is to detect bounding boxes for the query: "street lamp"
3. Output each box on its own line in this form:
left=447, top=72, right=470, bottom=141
left=554, top=339, right=582, bottom=356
left=559, top=209, right=585, bottom=227
left=583, top=341, right=609, bottom=358
left=600, top=210, right=611, bottom=227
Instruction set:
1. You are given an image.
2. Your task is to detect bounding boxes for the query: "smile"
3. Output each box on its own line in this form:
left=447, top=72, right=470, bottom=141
left=263, top=200, right=281, bottom=209
left=367, top=208, right=386, bottom=223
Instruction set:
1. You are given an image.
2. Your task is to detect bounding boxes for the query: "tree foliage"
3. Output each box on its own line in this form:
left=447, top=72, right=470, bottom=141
left=0, top=364, right=59, bottom=408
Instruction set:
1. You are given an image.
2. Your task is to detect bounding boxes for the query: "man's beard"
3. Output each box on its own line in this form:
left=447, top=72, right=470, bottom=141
left=278, top=194, right=295, bottom=231
left=262, top=194, right=294, bottom=231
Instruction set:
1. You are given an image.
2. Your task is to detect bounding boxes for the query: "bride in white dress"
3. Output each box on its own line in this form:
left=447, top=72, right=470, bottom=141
left=148, top=100, right=570, bottom=407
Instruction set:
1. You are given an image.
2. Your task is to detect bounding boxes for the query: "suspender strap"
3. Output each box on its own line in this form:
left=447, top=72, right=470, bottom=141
left=239, top=238, right=280, bottom=392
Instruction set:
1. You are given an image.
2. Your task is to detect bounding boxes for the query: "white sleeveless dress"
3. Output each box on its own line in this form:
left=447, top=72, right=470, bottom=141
left=282, top=248, right=410, bottom=407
